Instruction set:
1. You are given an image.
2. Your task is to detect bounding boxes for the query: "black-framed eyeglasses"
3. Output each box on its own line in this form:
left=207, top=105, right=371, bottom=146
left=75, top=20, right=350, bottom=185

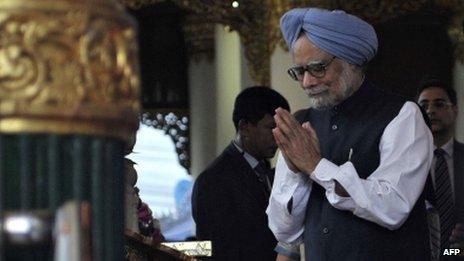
left=418, top=100, right=453, bottom=111
left=287, top=56, right=336, bottom=81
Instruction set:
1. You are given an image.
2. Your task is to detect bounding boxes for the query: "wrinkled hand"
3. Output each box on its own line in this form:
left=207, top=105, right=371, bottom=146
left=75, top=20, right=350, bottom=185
left=273, top=108, right=321, bottom=174
left=450, top=223, right=464, bottom=252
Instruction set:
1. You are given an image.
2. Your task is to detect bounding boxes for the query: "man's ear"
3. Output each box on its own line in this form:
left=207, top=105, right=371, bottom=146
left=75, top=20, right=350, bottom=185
left=452, top=104, right=459, bottom=117
left=238, top=119, right=249, bottom=136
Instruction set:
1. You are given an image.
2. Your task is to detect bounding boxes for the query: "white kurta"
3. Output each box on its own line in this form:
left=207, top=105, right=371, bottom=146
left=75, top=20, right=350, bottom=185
left=266, top=101, right=433, bottom=244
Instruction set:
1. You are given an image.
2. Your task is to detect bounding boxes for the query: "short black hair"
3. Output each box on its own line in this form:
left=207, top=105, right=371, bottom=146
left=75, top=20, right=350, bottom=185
left=416, top=78, right=457, bottom=105
left=233, top=86, right=290, bottom=130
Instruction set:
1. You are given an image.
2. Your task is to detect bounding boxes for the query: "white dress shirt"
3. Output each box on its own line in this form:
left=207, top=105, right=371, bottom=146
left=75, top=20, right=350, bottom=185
left=232, top=141, right=259, bottom=169
left=266, top=101, right=434, bottom=244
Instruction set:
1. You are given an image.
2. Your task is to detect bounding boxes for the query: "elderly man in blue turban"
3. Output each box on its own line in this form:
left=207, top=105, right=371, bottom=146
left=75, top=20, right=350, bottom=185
left=266, top=8, right=433, bottom=261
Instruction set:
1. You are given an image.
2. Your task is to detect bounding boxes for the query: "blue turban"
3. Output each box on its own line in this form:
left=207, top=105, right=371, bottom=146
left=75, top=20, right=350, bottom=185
left=280, top=8, right=378, bottom=66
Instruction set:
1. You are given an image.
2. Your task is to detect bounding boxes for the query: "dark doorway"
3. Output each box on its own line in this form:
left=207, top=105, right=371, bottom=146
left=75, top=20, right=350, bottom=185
left=129, top=2, right=189, bottom=110
left=367, top=11, right=453, bottom=99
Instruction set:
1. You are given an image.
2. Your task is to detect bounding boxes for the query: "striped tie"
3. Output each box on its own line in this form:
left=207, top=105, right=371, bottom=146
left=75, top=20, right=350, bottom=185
left=434, top=148, right=455, bottom=252
left=254, top=160, right=272, bottom=194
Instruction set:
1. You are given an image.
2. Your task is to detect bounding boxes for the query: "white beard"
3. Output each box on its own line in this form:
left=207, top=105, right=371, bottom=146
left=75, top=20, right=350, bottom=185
left=306, top=63, right=357, bottom=110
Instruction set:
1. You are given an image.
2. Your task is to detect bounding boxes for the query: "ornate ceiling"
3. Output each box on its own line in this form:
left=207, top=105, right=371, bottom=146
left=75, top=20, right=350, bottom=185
left=123, top=0, right=464, bottom=85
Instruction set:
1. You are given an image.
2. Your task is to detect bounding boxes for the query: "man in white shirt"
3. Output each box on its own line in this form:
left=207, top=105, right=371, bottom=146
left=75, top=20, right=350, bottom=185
left=267, top=8, right=433, bottom=261
left=417, top=79, right=464, bottom=260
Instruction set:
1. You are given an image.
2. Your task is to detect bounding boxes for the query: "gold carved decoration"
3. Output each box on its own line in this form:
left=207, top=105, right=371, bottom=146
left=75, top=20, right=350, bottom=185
left=446, top=5, right=464, bottom=63
left=123, top=0, right=464, bottom=84
left=0, top=0, right=140, bottom=142
left=183, top=14, right=215, bottom=63
left=124, top=0, right=298, bottom=85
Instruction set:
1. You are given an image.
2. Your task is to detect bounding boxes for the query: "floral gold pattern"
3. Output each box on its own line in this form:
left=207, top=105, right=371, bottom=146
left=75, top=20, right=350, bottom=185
left=0, top=0, right=140, bottom=142
left=123, top=0, right=464, bottom=85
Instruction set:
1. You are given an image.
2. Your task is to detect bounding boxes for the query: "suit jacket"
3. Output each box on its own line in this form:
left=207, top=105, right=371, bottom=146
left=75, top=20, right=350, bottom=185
left=446, top=140, right=464, bottom=261
left=454, top=140, right=464, bottom=223
left=425, top=140, right=464, bottom=261
left=427, top=140, right=464, bottom=221
left=191, top=143, right=277, bottom=261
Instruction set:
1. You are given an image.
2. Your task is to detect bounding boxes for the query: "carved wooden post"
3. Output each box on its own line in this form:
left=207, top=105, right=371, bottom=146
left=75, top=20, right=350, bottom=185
left=0, top=0, right=140, bottom=259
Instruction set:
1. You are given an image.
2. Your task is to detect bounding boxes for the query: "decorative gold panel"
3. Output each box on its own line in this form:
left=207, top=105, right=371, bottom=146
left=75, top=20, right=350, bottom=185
left=0, top=0, right=140, bottom=142
left=183, top=13, right=215, bottom=63
left=124, top=0, right=464, bottom=85
left=447, top=8, right=464, bottom=63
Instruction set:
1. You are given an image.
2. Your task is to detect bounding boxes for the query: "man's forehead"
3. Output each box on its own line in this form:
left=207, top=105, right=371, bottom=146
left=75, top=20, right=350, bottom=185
left=293, top=35, right=328, bottom=64
left=255, top=114, right=275, bottom=125
left=419, top=87, right=450, bottom=101
left=262, top=113, right=276, bottom=122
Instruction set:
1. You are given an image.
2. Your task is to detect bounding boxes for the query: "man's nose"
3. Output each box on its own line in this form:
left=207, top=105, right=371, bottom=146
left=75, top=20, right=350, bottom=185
left=426, top=105, right=436, bottom=115
left=425, top=107, right=437, bottom=120
left=302, top=71, right=319, bottom=88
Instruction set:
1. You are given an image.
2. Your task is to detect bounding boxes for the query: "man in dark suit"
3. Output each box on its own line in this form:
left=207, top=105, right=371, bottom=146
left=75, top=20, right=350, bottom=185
left=191, top=86, right=290, bottom=260
left=417, top=79, right=464, bottom=259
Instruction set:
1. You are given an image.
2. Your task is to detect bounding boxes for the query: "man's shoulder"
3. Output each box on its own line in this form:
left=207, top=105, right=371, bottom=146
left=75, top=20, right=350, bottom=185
left=455, top=139, right=464, bottom=147
left=196, top=146, right=242, bottom=183
left=199, top=154, right=232, bottom=178
left=368, top=85, right=409, bottom=105
left=454, top=139, right=464, bottom=157
left=361, top=84, right=415, bottom=121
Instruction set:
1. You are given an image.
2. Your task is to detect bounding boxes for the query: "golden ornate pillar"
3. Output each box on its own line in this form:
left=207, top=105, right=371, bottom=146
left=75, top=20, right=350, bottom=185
left=0, top=0, right=140, bottom=259
left=125, top=0, right=300, bottom=85
left=125, top=0, right=464, bottom=85
left=0, top=0, right=140, bottom=141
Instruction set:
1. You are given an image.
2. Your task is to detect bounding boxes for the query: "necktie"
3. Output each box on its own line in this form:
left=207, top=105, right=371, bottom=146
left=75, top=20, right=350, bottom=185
left=434, top=148, right=455, bottom=251
left=254, top=160, right=272, bottom=194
